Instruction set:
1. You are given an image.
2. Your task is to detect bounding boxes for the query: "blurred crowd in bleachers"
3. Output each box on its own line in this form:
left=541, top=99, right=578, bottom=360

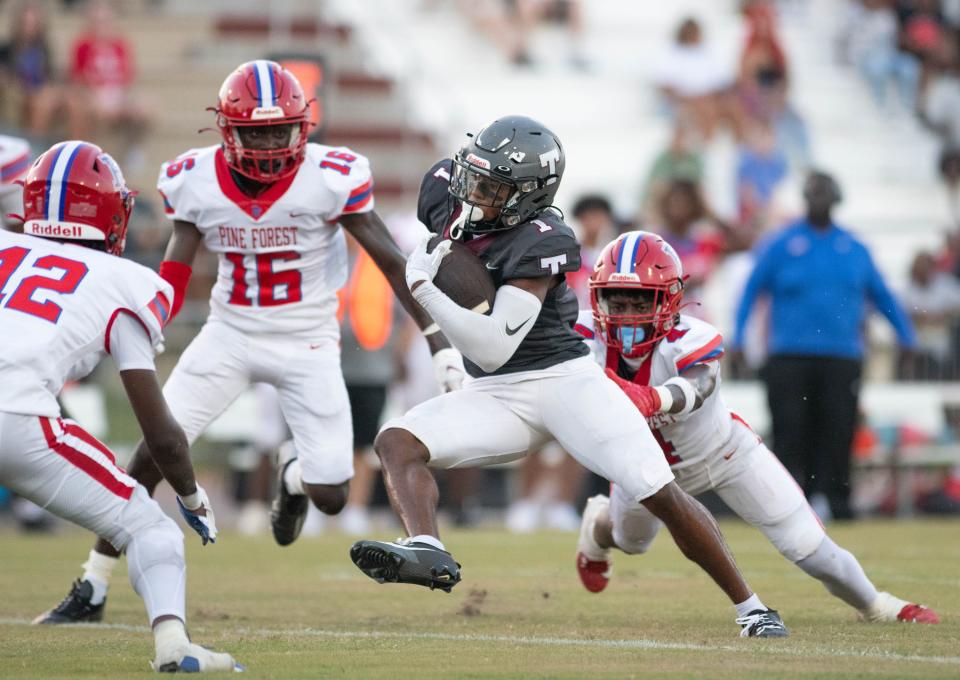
left=0, top=0, right=151, bottom=165
left=2, top=0, right=959, bottom=533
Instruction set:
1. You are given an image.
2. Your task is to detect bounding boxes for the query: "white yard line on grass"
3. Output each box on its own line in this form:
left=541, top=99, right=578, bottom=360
left=1, top=618, right=958, bottom=667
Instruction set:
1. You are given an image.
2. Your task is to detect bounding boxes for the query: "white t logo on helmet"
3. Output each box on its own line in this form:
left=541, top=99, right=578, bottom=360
left=539, top=148, right=560, bottom=185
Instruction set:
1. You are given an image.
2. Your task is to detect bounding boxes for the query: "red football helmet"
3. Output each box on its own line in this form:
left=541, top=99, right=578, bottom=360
left=21, top=140, right=134, bottom=256
left=215, top=60, right=311, bottom=183
left=589, top=230, right=684, bottom=358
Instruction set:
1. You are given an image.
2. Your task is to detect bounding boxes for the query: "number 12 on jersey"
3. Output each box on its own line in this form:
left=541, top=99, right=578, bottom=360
left=0, top=246, right=88, bottom=323
left=225, top=251, right=302, bottom=307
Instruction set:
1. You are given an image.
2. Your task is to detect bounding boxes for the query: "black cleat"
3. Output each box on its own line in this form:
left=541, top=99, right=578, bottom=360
left=737, top=609, right=789, bottom=638
left=32, top=579, right=105, bottom=624
left=270, top=458, right=309, bottom=546
left=350, top=538, right=462, bottom=593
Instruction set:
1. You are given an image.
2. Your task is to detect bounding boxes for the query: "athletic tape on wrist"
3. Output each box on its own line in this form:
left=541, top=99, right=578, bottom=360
left=653, top=385, right=674, bottom=412
left=179, top=490, right=201, bottom=510
left=664, top=377, right=697, bottom=415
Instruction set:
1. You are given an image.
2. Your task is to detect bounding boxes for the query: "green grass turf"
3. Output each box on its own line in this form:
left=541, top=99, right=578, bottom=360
left=0, top=519, right=958, bottom=678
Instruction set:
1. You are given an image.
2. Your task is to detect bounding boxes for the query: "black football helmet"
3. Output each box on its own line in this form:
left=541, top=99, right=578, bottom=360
left=449, top=115, right=565, bottom=234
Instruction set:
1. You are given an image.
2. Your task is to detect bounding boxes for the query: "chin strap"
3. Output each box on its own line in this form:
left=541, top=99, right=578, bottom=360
left=449, top=202, right=488, bottom=240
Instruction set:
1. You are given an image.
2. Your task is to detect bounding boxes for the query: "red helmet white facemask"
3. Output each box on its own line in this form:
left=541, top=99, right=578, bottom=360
left=589, top=231, right=685, bottom=358
left=21, top=140, right=134, bottom=256
left=216, top=60, right=311, bottom=183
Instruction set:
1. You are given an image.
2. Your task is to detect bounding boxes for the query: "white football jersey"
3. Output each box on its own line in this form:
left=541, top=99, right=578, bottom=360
left=158, top=143, right=375, bottom=339
left=576, top=311, right=742, bottom=470
left=0, top=231, right=171, bottom=418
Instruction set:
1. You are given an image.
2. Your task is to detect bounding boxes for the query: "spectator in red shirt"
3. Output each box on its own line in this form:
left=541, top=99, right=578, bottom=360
left=67, top=0, right=150, bottom=172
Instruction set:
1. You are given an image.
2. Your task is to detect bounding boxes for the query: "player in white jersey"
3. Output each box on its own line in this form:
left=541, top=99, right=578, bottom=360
left=574, top=231, right=939, bottom=625
left=2, top=141, right=241, bottom=671
left=38, top=61, right=460, bottom=624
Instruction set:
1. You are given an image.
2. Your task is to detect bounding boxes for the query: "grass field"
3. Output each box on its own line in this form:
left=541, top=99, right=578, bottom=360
left=1, top=519, right=958, bottom=678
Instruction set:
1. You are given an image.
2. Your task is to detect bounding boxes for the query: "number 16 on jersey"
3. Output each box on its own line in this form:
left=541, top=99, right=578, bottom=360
left=224, top=250, right=302, bottom=307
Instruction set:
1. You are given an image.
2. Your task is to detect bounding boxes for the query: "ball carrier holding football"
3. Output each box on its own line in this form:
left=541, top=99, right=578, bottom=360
left=351, top=115, right=789, bottom=637
left=574, top=230, right=939, bottom=625
left=37, top=61, right=461, bottom=625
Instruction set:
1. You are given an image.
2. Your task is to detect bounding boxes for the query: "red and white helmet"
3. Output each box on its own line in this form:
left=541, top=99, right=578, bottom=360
left=589, top=230, right=684, bottom=358
left=21, top=140, right=134, bottom=256
left=215, top=60, right=311, bottom=182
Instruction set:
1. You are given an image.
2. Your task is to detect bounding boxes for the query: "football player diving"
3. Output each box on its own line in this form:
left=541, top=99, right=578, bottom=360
left=573, top=230, right=939, bottom=625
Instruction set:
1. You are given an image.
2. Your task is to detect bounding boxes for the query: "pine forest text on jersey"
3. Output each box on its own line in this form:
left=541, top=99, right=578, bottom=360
left=217, top=226, right=299, bottom=250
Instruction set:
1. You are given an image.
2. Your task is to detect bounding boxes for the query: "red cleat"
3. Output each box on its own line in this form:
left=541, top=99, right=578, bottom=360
left=576, top=552, right=611, bottom=593
left=897, top=603, right=940, bottom=624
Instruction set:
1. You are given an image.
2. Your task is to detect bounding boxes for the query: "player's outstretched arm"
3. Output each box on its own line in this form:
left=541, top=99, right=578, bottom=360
left=121, top=369, right=217, bottom=544
left=121, top=369, right=196, bottom=497
left=607, top=362, right=719, bottom=418
left=340, top=211, right=454, bottom=356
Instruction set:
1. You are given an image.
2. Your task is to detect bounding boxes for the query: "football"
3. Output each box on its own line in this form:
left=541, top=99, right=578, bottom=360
left=428, top=235, right=497, bottom=314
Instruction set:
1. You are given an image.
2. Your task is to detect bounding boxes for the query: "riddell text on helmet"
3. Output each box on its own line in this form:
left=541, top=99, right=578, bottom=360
left=26, top=223, right=89, bottom=238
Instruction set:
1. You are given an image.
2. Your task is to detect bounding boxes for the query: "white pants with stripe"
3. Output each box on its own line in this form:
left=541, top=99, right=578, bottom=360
left=0, top=411, right=186, bottom=623
left=610, top=419, right=826, bottom=562
left=0, top=413, right=171, bottom=548
left=162, top=320, right=353, bottom=485
left=382, top=357, right=675, bottom=503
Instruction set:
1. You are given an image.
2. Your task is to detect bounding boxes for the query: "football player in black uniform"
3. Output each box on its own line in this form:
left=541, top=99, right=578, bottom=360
left=351, top=116, right=787, bottom=637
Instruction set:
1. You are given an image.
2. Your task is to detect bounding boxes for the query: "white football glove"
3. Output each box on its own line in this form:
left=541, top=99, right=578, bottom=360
left=176, top=485, right=218, bottom=545
left=405, top=234, right=452, bottom=290
left=432, top=347, right=465, bottom=392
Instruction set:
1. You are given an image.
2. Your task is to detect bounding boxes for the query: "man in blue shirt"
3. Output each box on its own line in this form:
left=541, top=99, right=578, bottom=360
left=732, top=171, right=916, bottom=519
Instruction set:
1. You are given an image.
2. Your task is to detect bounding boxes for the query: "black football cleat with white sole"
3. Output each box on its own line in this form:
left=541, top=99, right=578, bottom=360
left=270, top=458, right=309, bottom=546
left=33, top=579, right=105, bottom=624
left=350, top=538, right=462, bottom=592
left=737, top=609, right=789, bottom=638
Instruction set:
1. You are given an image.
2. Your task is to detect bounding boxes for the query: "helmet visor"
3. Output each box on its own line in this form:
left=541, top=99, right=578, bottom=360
left=450, top=159, right=513, bottom=209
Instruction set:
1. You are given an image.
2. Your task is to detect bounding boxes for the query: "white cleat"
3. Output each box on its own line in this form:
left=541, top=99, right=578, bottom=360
left=861, top=591, right=940, bottom=624
left=152, top=642, right=244, bottom=673
left=576, top=495, right=612, bottom=593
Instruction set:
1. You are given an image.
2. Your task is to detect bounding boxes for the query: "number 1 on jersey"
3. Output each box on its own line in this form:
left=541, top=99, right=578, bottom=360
left=652, top=428, right=682, bottom=465
left=0, top=246, right=29, bottom=304
left=226, top=251, right=303, bottom=307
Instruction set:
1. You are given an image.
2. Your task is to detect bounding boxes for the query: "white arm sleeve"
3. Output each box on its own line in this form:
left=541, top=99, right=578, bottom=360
left=412, top=282, right=543, bottom=373
left=109, top=312, right=158, bottom=372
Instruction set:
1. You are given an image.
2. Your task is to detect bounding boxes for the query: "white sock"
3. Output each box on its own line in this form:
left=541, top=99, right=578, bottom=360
left=283, top=459, right=305, bottom=496
left=409, top=534, right=446, bottom=551
left=82, top=550, right=118, bottom=605
left=734, top=593, right=766, bottom=617
left=153, top=618, right=189, bottom=660
left=795, top=536, right=878, bottom=610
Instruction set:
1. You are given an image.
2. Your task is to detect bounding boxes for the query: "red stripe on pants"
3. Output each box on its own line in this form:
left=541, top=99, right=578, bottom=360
left=39, top=418, right=134, bottom=500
